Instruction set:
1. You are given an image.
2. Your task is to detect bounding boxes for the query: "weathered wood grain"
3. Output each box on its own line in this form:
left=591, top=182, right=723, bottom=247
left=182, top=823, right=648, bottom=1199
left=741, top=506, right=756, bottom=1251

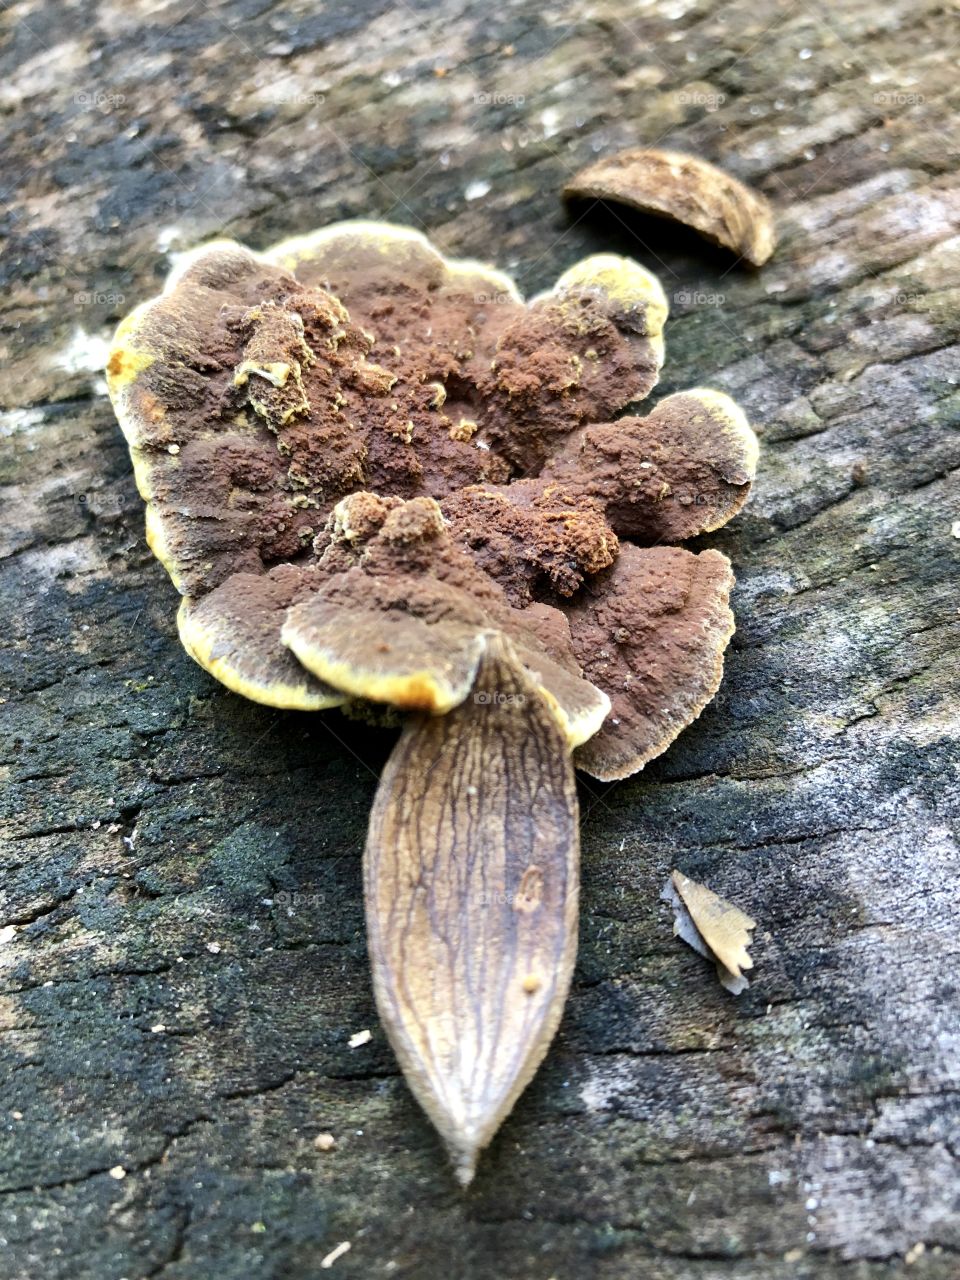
left=0, top=0, right=958, bottom=1276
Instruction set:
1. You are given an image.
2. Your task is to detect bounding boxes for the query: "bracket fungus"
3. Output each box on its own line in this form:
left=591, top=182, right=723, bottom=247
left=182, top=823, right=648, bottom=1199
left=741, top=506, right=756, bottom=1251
left=564, top=148, right=776, bottom=268
left=107, top=220, right=759, bottom=1184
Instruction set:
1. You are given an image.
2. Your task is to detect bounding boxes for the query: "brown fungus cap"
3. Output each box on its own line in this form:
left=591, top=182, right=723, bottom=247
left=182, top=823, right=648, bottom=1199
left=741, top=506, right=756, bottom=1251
left=106, top=224, right=678, bottom=727
left=263, top=221, right=523, bottom=361
left=178, top=563, right=344, bottom=711
left=107, top=219, right=760, bottom=1185
left=440, top=482, right=619, bottom=608
left=106, top=236, right=512, bottom=602
left=106, top=229, right=666, bottom=587
left=565, top=543, right=736, bottom=782
left=440, top=386, right=755, bottom=604
left=264, top=227, right=668, bottom=473
left=538, top=388, right=758, bottom=543
left=479, top=255, right=668, bottom=471
left=564, top=148, right=776, bottom=268
left=283, top=493, right=610, bottom=745
left=107, top=221, right=756, bottom=759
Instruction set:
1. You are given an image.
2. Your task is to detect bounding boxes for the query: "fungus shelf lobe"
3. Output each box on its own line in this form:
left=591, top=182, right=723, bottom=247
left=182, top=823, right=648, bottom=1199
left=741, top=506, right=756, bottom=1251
left=107, top=219, right=758, bottom=1183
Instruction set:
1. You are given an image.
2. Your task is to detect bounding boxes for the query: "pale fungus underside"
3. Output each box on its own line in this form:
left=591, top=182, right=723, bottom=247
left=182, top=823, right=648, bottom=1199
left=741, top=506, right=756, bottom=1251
left=564, top=148, right=777, bottom=268
left=107, top=220, right=758, bottom=1184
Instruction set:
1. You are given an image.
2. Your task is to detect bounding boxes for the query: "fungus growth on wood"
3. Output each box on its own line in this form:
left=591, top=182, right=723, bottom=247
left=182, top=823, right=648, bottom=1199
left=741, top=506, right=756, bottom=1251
left=107, top=221, right=758, bottom=1184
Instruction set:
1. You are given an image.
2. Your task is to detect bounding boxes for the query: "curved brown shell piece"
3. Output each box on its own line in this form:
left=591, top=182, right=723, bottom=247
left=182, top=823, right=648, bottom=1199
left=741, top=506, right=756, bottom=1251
left=364, top=635, right=579, bottom=1185
left=564, top=148, right=776, bottom=268
left=540, top=388, right=758, bottom=543
left=568, top=544, right=735, bottom=781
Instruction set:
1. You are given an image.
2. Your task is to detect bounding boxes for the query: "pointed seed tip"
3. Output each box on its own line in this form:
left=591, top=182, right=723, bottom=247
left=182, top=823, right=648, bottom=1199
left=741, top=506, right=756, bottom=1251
left=451, top=1147, right=478, bottom=1188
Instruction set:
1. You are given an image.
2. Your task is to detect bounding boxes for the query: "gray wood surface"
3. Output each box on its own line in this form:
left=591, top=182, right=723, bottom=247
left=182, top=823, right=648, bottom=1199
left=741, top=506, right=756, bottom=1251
left=1, top=1, right=958, bottom=1276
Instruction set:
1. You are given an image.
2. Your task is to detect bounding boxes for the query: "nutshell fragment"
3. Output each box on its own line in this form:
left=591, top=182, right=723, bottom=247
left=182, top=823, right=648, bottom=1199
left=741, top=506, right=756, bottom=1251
left=661, top=870, right=757, bottom=994
left=564, top=148, right=776, bottom=267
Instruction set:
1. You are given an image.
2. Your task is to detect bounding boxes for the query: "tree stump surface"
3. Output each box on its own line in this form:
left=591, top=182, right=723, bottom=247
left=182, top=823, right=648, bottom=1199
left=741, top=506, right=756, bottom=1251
left=1, top=1, right=958, bottom=1276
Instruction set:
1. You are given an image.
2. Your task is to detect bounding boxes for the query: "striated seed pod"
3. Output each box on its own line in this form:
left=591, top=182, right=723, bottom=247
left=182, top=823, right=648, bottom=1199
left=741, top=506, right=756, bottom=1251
left=364, top=636, right=579, bottom=1184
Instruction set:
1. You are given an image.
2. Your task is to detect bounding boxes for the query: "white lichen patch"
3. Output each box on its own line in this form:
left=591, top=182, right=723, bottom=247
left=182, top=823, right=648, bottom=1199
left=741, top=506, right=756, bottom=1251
left=0, top=407, right=46, bottom=438
left=156, top=226, right=184, bottom=254
left=54, top=327, right=112, bottom=377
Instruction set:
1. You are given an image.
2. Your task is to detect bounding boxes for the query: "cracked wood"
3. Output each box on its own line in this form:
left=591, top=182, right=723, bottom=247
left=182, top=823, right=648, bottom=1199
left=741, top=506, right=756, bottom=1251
left=0, top=0, right=958, bottom=1276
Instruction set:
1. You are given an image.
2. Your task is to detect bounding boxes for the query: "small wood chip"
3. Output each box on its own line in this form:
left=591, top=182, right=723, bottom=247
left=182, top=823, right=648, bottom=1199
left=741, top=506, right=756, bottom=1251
left=348, top=1028, right=371, bottom=1049
left=320, top=1240, right=352, bottom=1268
left=564, top=148, right=776, bottom=267
left=661, top=870, right=757, bottom=994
